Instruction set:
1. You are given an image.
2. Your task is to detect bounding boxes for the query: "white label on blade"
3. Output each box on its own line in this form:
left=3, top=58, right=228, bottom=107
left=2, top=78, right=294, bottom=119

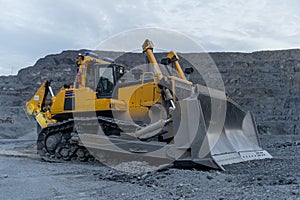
left=34, top=95, right=39, bottom=101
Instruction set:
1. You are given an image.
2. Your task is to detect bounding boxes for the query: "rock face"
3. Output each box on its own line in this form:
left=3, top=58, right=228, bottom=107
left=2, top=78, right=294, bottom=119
left=208, top=50, right=300, bottom=135
left=0, top=49, right=299, bottom=138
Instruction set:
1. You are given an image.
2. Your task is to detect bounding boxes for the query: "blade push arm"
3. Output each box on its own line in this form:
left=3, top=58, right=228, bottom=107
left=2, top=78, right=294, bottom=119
left=142, top=39, right=164, bottom=80
left=142, top=39, right=190, bottom=82
left=166, top=51, right=186, bottom=80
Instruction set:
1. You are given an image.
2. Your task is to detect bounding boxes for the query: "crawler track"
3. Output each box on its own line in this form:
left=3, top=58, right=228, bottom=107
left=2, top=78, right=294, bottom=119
left=36, top=116, right=146, bottom=162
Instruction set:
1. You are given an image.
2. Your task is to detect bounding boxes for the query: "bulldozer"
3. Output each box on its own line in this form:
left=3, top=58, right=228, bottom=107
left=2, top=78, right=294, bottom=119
left=25, top=39, right=271, bottom=170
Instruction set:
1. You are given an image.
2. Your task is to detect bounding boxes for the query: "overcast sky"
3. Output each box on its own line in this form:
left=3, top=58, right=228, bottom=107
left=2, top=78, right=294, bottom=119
left=0, top=0, right=299, bottom=75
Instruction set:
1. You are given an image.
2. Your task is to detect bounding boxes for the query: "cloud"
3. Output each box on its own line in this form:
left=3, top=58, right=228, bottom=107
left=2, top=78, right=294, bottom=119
left=0, top=0, right=299, bottom=75
left=154, top=0, right=300, bottom=51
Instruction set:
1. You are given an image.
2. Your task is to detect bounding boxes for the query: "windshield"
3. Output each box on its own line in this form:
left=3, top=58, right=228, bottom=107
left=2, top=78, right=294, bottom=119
left=97, top=67, right=114, bottom=94
left=86, top=62, right=115, bottom=93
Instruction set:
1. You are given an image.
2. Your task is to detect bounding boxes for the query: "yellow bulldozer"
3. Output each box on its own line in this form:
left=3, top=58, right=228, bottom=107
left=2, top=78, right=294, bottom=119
left=25, top=39, right=271, bottom=170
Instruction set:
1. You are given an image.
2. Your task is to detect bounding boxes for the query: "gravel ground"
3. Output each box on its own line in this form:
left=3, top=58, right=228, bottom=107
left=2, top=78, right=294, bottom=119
left=0, top=134, right=299, bottom=200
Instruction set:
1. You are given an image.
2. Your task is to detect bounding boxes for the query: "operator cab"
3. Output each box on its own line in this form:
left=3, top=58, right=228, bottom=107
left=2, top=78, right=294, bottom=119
left=85, top=62, right=124, bottom=98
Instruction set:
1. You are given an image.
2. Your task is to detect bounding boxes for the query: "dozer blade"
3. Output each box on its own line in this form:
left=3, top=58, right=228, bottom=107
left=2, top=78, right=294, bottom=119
left=172, top=87, right=272, bottom=170
left=78, top=87, right=271, bottom=171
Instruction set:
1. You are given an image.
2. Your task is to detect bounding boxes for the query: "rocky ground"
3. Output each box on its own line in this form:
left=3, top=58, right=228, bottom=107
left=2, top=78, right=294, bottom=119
left=0, top=134, right=299, bottom=200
